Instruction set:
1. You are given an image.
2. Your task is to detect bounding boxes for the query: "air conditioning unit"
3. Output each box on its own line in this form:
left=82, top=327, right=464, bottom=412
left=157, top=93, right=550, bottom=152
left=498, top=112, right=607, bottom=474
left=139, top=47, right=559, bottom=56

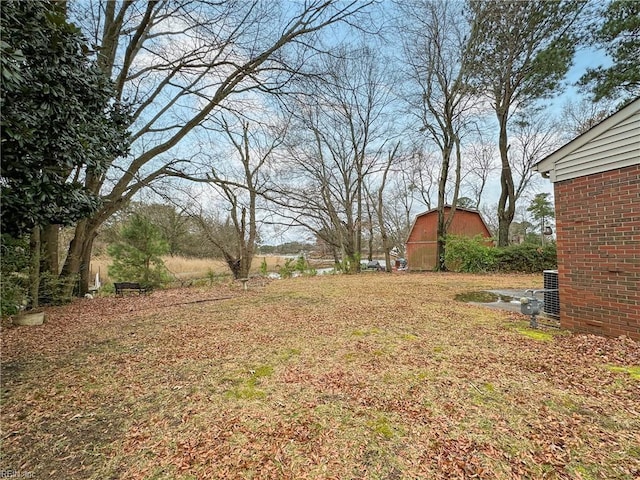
left=543, top=269, right=560, bottom=318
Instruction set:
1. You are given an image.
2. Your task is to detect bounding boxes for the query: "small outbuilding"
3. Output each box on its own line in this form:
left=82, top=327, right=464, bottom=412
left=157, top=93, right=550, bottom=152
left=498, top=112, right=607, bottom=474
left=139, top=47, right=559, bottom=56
left=406, top=206, right=492, bottom=271
left=534, top=97, right=639, bottom=340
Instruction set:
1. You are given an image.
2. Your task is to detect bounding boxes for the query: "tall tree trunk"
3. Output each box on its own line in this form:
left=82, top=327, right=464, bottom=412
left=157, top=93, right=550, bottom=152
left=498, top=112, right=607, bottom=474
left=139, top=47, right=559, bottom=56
left=382, top=233, right=392, bottom=273
left=60, top=219, right=92, bottom=297
left=40, top=224, right=59, bottom=275
left=78, top=232, right=96, bottom=296
left=331, top=245, right=340, bottom=267
left=436, top=143, right=452, bottom=271
left=440, top=137, right=463, bottom=269
left=237, top=205, right=254, bottom=280
left=375, top=144, right=398, bottom=273
left=355, top=165, right=363, bottom=273
left=29, top=227, right=41, bottom=309
left=436, top=210, right=446, bottom=271
left=377, top=183, right=393, bottom=273
left=496, top=109, right=515, bottom=247
left=238, top=243, right=253, bottom=279
left=60, top=222, right=84, bottom=287
left=366, top=204, right=374, bottom=262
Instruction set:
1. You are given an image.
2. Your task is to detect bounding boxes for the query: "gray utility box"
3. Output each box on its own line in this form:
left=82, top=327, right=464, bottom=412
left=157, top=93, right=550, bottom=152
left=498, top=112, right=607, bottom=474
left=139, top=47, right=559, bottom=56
left=520, top=297, right=543, bottom=316
left=520, top=294, right=544, bottom=328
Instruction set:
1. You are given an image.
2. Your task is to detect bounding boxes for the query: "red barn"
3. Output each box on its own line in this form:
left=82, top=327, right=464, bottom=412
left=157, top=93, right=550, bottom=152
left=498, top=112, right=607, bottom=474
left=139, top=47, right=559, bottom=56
left=406, top=206, right=492, bottom=271
left=534, top=98, right=639, bottom=340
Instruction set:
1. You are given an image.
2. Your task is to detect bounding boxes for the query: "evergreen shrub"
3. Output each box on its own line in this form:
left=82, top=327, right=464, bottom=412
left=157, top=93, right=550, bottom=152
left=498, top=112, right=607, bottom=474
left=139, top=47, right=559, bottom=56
left=108, top=214, right=170, bottom=289
left=495, top=242, right=557, bottom=273
left=444, top=235, right=497, bottom=273
left=444, top=235, right=557, bottom=273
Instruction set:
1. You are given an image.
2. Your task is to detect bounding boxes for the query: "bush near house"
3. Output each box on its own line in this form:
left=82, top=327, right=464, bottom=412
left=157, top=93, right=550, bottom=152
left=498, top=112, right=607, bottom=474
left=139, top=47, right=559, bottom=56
left=444, top=235, right=557, bottom=273
left=495, top=242, right=557, bottom=273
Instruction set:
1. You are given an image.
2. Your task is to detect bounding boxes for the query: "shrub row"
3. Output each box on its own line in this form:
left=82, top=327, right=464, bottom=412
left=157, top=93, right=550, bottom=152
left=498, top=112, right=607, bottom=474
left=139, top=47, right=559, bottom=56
left=444, top=235, right=557, bottom=273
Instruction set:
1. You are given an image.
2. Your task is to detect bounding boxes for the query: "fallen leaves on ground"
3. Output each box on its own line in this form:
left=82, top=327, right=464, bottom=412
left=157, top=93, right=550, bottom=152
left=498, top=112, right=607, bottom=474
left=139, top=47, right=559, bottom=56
left=1, top=273, right=638, bottom=479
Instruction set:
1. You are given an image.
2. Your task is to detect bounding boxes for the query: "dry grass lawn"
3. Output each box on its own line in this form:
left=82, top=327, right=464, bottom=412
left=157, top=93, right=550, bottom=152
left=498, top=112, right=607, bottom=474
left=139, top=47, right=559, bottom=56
left=1, top=273, right=639, bottom=479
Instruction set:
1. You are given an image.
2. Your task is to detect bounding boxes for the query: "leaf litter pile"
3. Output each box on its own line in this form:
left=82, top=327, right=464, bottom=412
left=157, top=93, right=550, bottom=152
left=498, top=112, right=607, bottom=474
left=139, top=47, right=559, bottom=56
left=1, top=273, right=639, bottom=479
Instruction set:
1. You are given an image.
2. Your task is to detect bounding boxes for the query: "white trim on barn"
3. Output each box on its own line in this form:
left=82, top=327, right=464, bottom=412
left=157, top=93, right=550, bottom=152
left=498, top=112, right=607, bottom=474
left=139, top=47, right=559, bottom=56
left=534, top=97, right=640, bottom=182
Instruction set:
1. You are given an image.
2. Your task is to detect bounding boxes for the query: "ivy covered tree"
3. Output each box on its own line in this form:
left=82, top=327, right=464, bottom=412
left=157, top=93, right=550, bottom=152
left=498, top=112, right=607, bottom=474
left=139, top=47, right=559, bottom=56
left=579, top=0, right=640, bottom=102
left=107, top=215, right=170, bottom=289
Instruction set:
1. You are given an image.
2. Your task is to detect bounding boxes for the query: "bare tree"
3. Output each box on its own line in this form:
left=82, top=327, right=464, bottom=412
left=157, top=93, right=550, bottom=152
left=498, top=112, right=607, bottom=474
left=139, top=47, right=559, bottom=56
left=190, top=209, right=247, bottom=277
left=274, top=45, right=396, bottom=273
left=398, top=0, right=475, bottom=270
left=120, top=203, right=191, bottom=257
left=480, top=203, right=499, bottom=237
left=509, top=112, right=562, bottom=204
left=470, top=112, right=561, bottom=244
left=383, top=176, right=416, bottom=256
left=365, top=143, right=401, bottom=272
left=57, top=0, right=373, bottom=294
left=182, top=116, right=283, bottom=279
left=463, top=134, right=497, bottom=209
left=560, top=97, right=615, bottom=139
left=405, top=148, right=439, bottom=210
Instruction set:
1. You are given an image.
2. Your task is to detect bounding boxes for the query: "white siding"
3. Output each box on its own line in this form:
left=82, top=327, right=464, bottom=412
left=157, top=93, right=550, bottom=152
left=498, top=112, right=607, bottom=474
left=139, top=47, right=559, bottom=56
left=535, top=98, right=640, bottom=182
left=553, top=112, right=640, bottom=182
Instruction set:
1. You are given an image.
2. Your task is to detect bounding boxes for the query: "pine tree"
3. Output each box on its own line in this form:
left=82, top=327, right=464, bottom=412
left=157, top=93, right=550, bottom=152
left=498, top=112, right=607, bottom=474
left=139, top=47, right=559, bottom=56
left=579, top=0, right=640, bottom=102
left=108, top=215, right=170, bottom=288
left=527, top=193, right=555, bottom=245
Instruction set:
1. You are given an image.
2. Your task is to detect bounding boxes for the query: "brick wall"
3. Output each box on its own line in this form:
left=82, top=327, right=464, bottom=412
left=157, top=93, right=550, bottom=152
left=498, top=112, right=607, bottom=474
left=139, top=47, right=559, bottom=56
left=554, top=164, right=640, bottom=340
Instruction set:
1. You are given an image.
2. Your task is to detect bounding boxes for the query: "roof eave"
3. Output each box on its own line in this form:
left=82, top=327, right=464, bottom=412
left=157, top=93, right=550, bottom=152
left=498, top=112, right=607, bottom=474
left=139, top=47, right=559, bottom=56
left=533, top=97, right=640, bottom=183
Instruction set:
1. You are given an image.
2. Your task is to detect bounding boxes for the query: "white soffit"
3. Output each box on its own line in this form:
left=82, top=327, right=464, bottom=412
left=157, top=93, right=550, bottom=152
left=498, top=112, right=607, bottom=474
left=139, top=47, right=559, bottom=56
left=535, top=98, right=640, bottom=183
